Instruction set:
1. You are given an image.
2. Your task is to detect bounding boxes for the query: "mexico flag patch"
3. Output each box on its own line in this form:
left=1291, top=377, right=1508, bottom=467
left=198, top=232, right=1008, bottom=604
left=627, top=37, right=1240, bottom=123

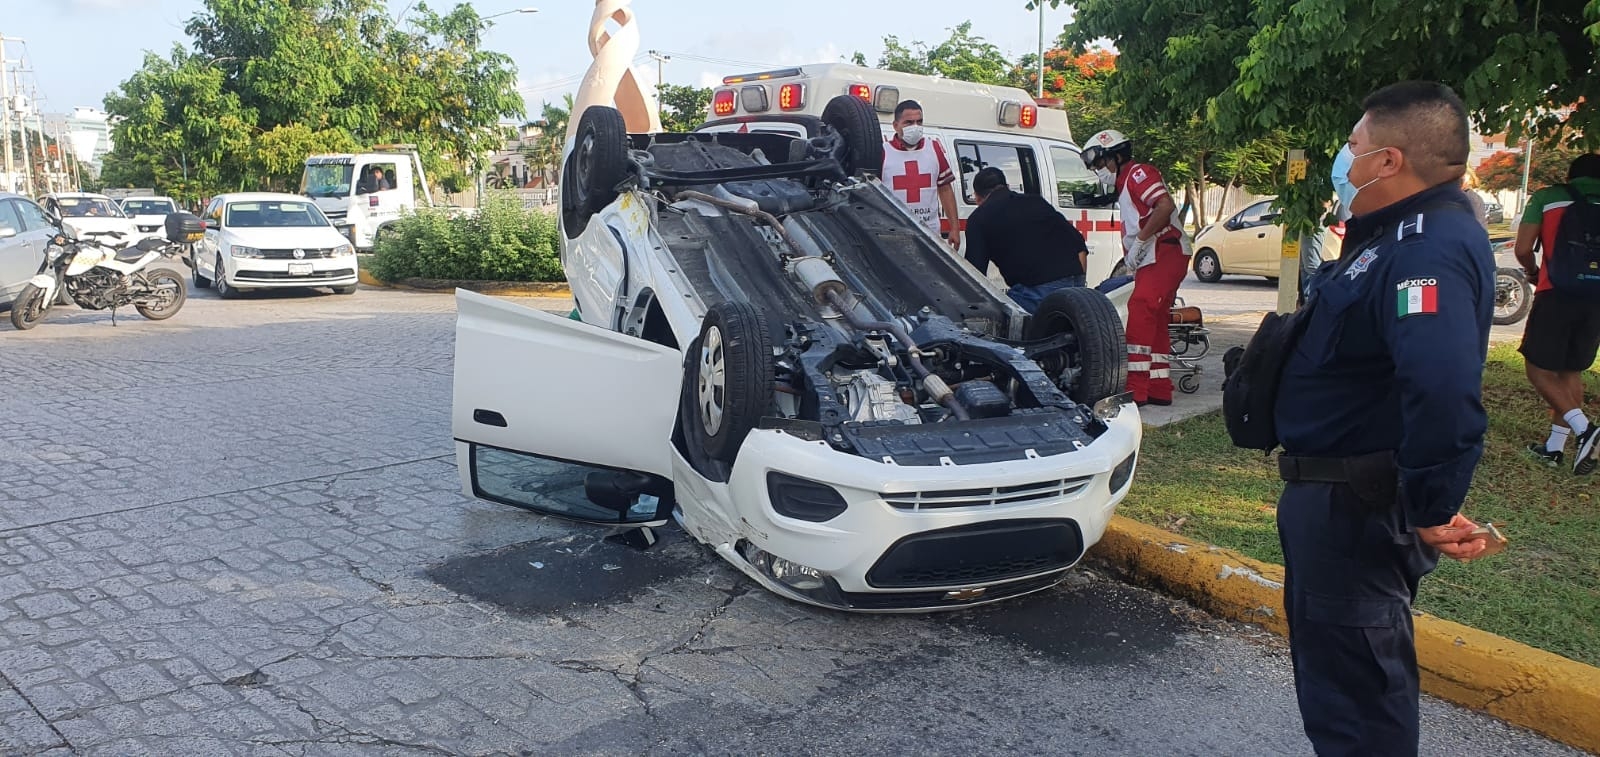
left=1396, top=278, right=1438, bottom=318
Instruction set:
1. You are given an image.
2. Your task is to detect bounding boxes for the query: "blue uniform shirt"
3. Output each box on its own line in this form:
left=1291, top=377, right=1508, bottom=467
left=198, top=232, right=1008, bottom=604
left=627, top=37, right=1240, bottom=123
left=1275, top=183, right=1494, bottom=528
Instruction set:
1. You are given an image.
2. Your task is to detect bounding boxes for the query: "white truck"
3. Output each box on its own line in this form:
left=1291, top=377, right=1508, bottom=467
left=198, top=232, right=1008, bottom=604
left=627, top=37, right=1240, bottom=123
left=299, top=145, right=444, bottom=251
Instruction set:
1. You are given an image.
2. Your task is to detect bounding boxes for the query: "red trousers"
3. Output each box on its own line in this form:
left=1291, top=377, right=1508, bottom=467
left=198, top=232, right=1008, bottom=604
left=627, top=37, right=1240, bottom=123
left=1125, top=245, right=1189, bottom=403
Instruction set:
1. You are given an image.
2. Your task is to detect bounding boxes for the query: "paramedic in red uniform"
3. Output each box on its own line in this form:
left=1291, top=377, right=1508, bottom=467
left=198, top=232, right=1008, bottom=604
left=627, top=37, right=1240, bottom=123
left=882, top=99, right=961, bottom=251
left=1083, top=129, right=1190, bottom=406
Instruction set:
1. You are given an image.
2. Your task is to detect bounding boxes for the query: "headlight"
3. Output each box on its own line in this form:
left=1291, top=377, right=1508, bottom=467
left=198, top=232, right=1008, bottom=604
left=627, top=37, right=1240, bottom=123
left=1092, top=391, right=1135, bottom=421
left=766, top=472, right=848, bottom=522
left=332, top=244, right=353, bottom=257
left=230, top=245, right=263, bottom=259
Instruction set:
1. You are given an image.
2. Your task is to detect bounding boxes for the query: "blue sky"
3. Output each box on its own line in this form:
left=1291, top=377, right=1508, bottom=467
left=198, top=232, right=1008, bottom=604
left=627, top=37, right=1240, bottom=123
left=9, top=0, right=1072, bottom=118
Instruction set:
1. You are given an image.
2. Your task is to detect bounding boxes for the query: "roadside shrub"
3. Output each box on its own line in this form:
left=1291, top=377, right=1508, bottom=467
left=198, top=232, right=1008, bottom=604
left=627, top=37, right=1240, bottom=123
left=367, top=193, right=563, bottom=282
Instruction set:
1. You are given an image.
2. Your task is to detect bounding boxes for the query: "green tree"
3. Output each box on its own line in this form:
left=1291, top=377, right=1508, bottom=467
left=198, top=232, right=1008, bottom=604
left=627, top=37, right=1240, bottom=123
left=863, top=22, right=1018, bottom=86
left=520, top=94, right=572, bottom=187
left=102, top=0, right=524, bottom=200
left=659, top=85, right=713, bottom=132
left=1057, top=0, right=1600, bottom=232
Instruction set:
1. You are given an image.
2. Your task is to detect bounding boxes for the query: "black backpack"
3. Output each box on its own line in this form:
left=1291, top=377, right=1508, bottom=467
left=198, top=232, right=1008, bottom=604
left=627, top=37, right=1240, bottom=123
left=1222, top=307, right=1313, bottom=452
left=1546, top=184, right=1600, bottom=296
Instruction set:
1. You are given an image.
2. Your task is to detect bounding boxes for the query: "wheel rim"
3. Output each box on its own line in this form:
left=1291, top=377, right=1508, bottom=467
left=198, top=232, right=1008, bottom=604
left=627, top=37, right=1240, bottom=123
left=1197, top=254, right=1218, bottom=278
left=1496, top=275, right=1525, bottom=319
left=575, top=132, right=595, bottom=203
left=697, top=326, right=726, bottom=436
left=215, top=257, right=228, bottom=294
left=145, top=273, right=179, bottom=313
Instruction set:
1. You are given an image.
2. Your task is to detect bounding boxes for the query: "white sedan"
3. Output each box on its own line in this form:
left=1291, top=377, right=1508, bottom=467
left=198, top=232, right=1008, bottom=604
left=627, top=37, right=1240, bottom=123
left=119, top=196, right=180, bottom=241
left=192, top=193, right=359, bottom=298
left=39, top=193, right=140, bottom=244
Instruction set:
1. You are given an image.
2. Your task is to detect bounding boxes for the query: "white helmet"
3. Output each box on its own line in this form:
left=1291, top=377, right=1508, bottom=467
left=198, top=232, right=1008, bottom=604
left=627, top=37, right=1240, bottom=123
left=1081, top=129, right=1132, bottom=168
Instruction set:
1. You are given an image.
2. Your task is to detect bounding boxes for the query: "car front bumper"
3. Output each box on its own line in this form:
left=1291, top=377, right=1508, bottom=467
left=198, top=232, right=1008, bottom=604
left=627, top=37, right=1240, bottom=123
left=232, top=257, right=360, bottom=288
left=677, top=404, right=1142, bottom=612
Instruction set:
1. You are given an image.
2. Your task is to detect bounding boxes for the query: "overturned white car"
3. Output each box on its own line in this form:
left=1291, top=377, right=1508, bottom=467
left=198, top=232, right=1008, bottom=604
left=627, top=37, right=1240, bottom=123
left=452, top=95, right=1140, bottom=611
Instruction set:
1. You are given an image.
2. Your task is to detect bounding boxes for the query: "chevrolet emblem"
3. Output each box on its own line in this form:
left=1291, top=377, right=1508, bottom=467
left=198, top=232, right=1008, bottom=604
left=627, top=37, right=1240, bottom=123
left=944, top=587, right=986, bottom=601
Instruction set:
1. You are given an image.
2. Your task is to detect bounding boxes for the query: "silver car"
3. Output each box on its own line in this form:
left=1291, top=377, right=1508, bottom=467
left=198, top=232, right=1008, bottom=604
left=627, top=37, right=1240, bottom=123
left=0, top=192, right=60, bottom=308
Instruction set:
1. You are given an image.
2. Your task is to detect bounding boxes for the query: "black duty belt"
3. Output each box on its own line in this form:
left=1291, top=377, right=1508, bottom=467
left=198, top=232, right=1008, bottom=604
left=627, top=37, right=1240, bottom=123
left=1278, top=450, right=1399, bottom=508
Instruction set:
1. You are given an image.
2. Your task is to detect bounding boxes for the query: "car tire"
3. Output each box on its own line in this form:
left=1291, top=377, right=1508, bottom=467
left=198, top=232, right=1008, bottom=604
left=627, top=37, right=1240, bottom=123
left=1026, top=287, right=1127, bottom=405
left=821, top=95, right=885, bottom=178
left=570, top=106, right=631, bottom=224
left=1193, top=248, right=1223, bottom=283
left=214, top=255, right=240, bottom=300
left=1493, top=267, right=1532, bottom=325
left=681, top=301, right=773, bottom=465
left=332, top=284, right=358, bottom=295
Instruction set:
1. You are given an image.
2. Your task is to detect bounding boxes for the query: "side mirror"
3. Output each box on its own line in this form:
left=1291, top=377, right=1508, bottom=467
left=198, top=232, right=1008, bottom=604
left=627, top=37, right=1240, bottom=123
left=0, top=225, right=16, bottom=239
left=1223, top=219, right=1239, bottom=231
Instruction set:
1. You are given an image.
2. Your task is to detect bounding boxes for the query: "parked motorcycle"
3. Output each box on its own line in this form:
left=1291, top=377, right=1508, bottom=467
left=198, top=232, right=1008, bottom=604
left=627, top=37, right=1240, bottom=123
left=1494, top=266, right=1533, bottom=326
left=10, top=213, right=203, bottom=331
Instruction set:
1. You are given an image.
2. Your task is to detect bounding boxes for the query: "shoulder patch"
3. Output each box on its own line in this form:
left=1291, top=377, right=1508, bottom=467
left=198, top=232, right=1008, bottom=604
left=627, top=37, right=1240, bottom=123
left=1131, top=167, right=1148, bottom=184
left=1345, top=248, right=1379, bottom=279
left=1396, top=277, right=1438, bottom=317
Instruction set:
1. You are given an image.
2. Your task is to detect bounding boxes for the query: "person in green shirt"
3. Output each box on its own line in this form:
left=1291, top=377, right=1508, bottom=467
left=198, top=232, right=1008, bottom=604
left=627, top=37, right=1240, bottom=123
left=1515, top=153, right=1600, bottom=472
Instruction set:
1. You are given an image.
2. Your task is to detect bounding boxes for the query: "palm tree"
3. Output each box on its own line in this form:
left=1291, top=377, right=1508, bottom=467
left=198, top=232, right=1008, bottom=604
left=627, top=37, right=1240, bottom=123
left=520, top=94, right=573, bottom=187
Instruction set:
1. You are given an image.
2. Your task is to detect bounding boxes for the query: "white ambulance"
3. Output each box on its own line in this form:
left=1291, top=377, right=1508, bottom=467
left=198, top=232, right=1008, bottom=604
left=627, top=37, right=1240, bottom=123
left=698, top=63, right=1126, bottom=286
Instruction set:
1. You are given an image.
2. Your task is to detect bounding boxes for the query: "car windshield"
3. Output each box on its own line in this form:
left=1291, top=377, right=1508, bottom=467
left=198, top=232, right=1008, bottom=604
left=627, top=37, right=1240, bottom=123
left=122, top=199, right=176, bottom=215
left=301, top=163, right=354, bottom=198
left=225, top=200, right=331, bottom=228
left=56, top=197, right=125, bottom=218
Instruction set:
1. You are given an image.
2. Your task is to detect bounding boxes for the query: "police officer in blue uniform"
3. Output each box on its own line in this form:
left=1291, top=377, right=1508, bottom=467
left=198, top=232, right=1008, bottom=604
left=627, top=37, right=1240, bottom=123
left=1274, top=82, right=1497, bottom=755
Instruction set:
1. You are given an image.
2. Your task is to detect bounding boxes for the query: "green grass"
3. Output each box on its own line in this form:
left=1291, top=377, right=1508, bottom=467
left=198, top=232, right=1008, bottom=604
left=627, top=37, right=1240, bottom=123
left=1122, top=344, right=1600, bottom=667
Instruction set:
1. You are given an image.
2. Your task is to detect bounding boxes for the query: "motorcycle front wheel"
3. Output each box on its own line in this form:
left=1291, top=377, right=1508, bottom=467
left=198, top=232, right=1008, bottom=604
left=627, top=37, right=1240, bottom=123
left=135, top=269, right=188, bottom=321
left=9, top=283, right=52, bottom=330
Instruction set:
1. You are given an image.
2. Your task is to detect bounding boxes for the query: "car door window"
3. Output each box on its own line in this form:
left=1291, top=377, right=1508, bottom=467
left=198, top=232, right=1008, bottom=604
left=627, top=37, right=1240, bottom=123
left=1049, top=145, right=1100, bottom=208
left=1233, top=201, right=1275, bottom=228
left=954, top=141, right=1041, bottom=204
left=13, top=200, right=54, bottom=232
left=0, top=200, right=24, bottom=237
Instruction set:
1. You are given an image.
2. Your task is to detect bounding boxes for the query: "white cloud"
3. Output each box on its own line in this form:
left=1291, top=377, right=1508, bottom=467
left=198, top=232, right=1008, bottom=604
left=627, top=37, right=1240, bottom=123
left=57, top=0, right=159, bottom=11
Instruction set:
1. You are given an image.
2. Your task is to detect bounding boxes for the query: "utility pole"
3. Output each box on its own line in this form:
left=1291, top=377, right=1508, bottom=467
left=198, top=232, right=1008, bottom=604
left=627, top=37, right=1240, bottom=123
left=29, top=85, right=49, bottom=194
left=648, top=50, right=670, bottom=127
left=13, top=73, right=31, bottom=196
left=1036, top=2, right=1049, bottom=98
left=0, top=36, right=12, bottom=194
left=1517, top=125, right=1536, bottom=217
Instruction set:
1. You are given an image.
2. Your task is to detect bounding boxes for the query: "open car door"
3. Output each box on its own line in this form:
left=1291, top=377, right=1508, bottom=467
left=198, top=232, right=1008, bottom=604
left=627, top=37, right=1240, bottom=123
left=452, top=290, right=682, bottom=523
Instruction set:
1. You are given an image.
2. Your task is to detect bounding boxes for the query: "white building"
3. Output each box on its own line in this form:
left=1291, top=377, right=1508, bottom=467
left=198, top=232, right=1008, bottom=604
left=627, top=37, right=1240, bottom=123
left=42, top=106, right=114, bottom=173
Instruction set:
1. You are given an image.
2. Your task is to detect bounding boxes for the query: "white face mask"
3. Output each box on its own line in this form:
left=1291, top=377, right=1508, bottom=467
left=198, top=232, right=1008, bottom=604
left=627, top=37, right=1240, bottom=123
left=1095, top=167, right=1116, bottom=186
left=900, top=124, right=924, bottom=145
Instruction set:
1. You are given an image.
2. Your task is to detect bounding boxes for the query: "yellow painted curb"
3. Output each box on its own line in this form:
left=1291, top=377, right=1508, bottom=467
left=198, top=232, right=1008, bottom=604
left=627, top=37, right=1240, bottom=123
left=357, top=268, right=571, bottom=298
left=1091, top=516, right=1600, bottom=753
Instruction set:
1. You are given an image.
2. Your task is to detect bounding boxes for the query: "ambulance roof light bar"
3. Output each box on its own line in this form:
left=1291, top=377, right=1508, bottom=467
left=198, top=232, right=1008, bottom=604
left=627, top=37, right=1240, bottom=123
left=722, top=67, right=803, bottom=85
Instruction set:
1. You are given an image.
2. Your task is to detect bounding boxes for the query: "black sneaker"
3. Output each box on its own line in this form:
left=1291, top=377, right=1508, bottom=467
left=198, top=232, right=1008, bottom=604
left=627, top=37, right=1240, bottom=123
left=1574, top=427, right=1600, bottom=475
left=1524, top=442, right=1564, bottom=469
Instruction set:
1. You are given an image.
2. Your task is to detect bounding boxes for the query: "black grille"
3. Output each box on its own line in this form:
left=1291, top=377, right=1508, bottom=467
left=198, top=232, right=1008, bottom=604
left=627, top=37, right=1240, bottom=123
left=259, top=248, right=337, bottom=259
left=866, top=518, right=1084, bottom=588
left=839, top=572, right=1068, bottom=610
left=235, top=268, right=355, bottom=281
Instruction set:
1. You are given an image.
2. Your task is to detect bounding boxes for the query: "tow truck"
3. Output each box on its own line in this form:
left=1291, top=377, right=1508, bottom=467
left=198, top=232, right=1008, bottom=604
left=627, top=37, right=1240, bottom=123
left=298, top=145, right=467, bottom=251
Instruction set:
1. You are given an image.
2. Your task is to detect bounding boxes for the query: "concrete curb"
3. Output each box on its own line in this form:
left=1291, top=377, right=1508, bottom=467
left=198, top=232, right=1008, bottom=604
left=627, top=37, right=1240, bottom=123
left=1090, top=516, right=1600, bottom=753
left=357, top=269, right=571, bottom=297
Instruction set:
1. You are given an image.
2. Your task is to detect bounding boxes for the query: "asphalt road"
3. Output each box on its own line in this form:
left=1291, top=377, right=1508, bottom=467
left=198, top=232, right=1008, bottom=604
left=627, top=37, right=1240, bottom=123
left=0, top=279, right=1577, bottom=756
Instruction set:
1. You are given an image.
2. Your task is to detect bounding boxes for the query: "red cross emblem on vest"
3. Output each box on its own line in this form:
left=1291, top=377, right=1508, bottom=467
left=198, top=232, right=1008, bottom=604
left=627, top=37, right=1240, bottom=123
left=892, top=159, right=933, bottom=204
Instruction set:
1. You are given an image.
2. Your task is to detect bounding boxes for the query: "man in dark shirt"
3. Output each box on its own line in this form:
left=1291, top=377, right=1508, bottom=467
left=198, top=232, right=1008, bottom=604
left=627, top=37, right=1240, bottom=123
left=963, top=167, right=1089, bottom=313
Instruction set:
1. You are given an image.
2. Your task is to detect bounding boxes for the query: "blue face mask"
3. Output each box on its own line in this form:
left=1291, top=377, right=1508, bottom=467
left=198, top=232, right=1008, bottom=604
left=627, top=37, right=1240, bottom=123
left=1330, top=144, right=1386, bottom=214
